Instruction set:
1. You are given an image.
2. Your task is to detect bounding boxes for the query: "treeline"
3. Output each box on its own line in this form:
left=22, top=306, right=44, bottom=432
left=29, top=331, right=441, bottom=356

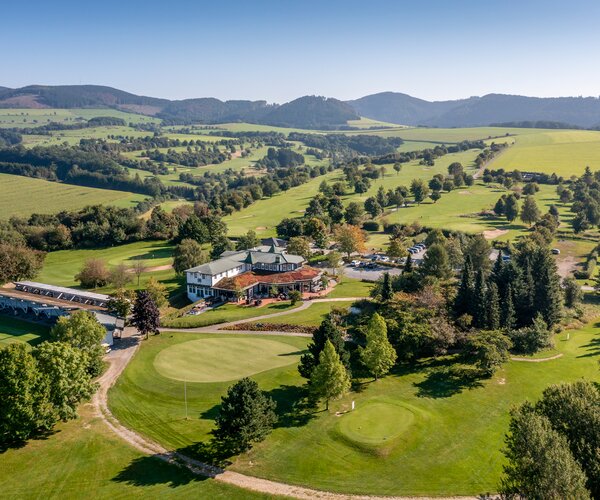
left=372, top=140, right=486, bottom=165
left=255, top=147, right=305, bottom=169
left=14, top=116, right=127, bottom=135
left=0, top=129, right=22, bottom=147
left=288, top=132, right=403, bottom=157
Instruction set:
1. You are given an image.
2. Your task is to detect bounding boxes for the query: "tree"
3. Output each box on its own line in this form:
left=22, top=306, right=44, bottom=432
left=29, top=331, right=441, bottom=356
left=236, top=230, right=259, bottom=250
left=381, top=272, right=393, bottom=301
left=107, top=288, right=135, bottom=318
left=326, top=250, right=343, bottom=276
left=419, top=243, right=452, bottom=279
left=178, top=214, right=209, bottom=243
left=393, top=162, right=402, bottom=175
left=429, top=190, right=442, bottom=203
left=466, top=330, right=511, bottom=376
left=504, top=194, right=519, bottom=222
left=304, top=218, right=329, bottom=248
left=289, top=290, right=302, bottom=305
left=75, top=258, right=109, bottom=288
left=213, top=377, right=276, bottom=453
left=387, top=238, right=406, bottom=260
left=0, top=243, right=45, bottom=285
left=310, top=340, right=351, bottom=410
left=33, top=342, right=95, bottom=422
left=334, top=224, right=366, bottom=258
left=535, top=381, right=600, bottom=497
left=298, top=315, right=349, bottom=378
left=287, top=236, right=312, bottom=260
left=344, top=202, right=365, bottom=226
left=0, top=343, right=54, bottom=445
left=520, top=195, right=541, bottom=226
left=486, top=282, right=501, bottom=330
left=404, top=253, right=414, bottom=273
left=364, top=197, right=383, bottom=218
left=210, top=235, right=235, bottom=260
left=500, top=404, right=590, bottom=500
left=360, top=313, right=397, bottom=380
left=131, top=290, right=160, bottom=339
left=448, top=162, right=464, bottom=176
left=410, top=178, right=430, bottom=204
left=173, top=238, right=208, bottom=275
left=109, top=262, right=132, bottom=289
left=146, top=276, right=168, bottom=309
left=494, top=196, right=506, bottom=216
left=464, top=234, right=492, bottom=273
left=50, top=311, right=106, bottom=377
left=454, top=255, right=474, bottom=317
left=563, top=277, right=582, bottom=308
left=131, top=258, right=147, bottom=286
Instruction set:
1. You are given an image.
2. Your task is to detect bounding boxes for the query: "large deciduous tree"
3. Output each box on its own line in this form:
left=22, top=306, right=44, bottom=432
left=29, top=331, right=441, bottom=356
left=0, top=244, right=45, bottom=285
left=360, top=313, right=397, bottom=380
left=310, top=340, right=351, bottom=410
left=173, top=238, right=208, bottom=275
left=131, top=290, right=160, bottom=339
left=333, top=224, right=366, bottom=258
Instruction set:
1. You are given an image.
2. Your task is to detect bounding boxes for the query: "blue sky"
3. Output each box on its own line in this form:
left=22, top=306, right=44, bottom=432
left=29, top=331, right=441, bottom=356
left=3, top=0, right=600, bottom=102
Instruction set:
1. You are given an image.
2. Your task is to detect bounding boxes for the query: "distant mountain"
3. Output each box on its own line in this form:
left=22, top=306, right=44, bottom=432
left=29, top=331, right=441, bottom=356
left=347, top=92, right=600, bottom=128
left=5, top=84, right=600, bottom=129
left=0, top=85, right=354, bottom=129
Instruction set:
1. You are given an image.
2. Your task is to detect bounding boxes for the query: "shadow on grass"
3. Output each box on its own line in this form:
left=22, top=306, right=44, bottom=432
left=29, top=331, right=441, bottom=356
left=577, top=336, right=600, bottom=358
left=112, top=455, right=208, bottom=488
left=414, top=364, right=483, bottom=398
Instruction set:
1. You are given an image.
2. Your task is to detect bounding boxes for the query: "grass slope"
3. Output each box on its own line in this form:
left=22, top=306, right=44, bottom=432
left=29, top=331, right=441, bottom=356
left=109, top=324, right=600, bottom=496
left=0, top=316, right=49, bottom=346
left=0, top=173, right=145, bottom=219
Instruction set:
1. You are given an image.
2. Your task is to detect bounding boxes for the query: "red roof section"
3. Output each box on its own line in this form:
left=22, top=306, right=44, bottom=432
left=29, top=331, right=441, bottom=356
left=213, top=266, right=323, bottom=291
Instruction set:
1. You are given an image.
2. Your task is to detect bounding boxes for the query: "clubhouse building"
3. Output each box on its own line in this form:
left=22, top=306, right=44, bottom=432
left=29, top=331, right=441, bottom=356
left=185, top=244, right=324, bottom=302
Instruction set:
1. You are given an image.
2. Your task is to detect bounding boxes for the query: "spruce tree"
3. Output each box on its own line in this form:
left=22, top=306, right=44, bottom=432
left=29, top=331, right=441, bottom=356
left=532, top=248, right=563, bottom=327
left=381, top=272, right=393, bottom=302
left=502, top=284, right=516, bottom=331
left=486, top=282, right=501, bottom=330
left=454, top=255, right=474, bottom=317
left=473, top=270, right=488, bottom=328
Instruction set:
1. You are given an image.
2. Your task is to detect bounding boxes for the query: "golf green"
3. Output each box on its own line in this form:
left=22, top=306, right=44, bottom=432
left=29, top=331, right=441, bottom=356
left=153, top=337, right=303, bottom=383
left=337, top=401, right=416, bottom=450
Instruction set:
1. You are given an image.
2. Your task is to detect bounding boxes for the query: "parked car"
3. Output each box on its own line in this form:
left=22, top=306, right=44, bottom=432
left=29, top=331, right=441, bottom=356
left=350, top=260, right=361, bottom=267
left=380, top=256, right=390, bottom=262
left=551, top=248, right=561, bottom=255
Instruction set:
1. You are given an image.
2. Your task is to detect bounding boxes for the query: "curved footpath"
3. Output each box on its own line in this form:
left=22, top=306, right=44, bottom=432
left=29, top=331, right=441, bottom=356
left=94, top=301, right=481, bottom=500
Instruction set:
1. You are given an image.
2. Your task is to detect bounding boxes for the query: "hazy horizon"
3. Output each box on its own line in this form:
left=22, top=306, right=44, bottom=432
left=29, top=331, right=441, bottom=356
left=4, top=0, right=600, bottom=103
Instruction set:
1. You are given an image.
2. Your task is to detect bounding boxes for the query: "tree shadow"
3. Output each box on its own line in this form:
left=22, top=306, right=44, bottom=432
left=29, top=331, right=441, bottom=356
left=266, top=384, right=316, bottom=428
left=414, top=365, right=483, bottom=398
left=577, top=337, right=600, bottom=358
left=112, top=454, right=209, bottom=488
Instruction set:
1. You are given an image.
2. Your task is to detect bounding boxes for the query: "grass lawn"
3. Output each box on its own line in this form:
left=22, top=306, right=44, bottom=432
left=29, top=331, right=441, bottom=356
left=489, top=129, right=600, bottom=176
left=0, top=315, right=49, bottom=346
left=109, top=323, right=600, bottom=496
left=38, top=240, right=178, bottom=294
left=153, top=337, right=303, bottom=383
left=248, top=300, right=356, bottom=327
left=161, top=301, right=301, bottom=328
left=0, top=404, right=275, bottom=499
left=327, top=278, right=374, bottom=298
left=0, top=173, right=145, bottom=219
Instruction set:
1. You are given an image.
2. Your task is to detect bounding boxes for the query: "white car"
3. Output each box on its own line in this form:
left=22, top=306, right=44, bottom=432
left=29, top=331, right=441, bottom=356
left=350, top=260, right=361, bottom=267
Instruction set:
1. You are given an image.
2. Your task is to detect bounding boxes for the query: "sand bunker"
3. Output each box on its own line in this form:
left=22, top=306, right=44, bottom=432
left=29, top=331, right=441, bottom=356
left=483, top=229, right=509, bottom=239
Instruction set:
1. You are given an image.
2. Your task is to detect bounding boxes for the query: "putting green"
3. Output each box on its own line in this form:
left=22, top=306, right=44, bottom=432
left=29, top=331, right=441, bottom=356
left=153, top=337, right=302, bottom=383
left=337, top=401, right=415, bottom=450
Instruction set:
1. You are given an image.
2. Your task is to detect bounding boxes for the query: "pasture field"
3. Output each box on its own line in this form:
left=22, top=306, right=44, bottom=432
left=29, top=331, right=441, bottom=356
left=38, top=240, right=176, bottom=291
left=161, top=301, right=300, bottom=329
left=488, top=129, right=600, bottom=176
left=0, top=405, right=273, bottom=499
left=0, top=316, right=49, bottom=346
left=109, top=324, right=599, bottom=496
left=0, top=107, right=159, bottom=128
left=0, top=173, right=145, bottom=219
left=22, top=125, right=157, bottom=147
left=246, top=300, right=356, bottom=327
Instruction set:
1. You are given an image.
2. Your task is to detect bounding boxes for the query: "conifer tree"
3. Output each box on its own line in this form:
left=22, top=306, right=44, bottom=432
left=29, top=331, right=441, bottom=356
left=381, top=272, right=393, bottom=302
left=360, top=313, right=397, bottom=380
left=486, top=282, right=501, bottom=330
left=298, top=315, right=348, bottom=378
left=404, top=253, right=413, bottom=273
left=473, top=270, right=488, bottom=328
left=454, top=255, right=474, bottom=317
left=502, top=284, right=516, bottom=330
left=310, top=340, right=351, bottom=410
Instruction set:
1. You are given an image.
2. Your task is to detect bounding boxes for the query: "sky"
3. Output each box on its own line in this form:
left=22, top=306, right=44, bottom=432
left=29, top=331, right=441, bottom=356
left=3, top=0, right=600, bottom=103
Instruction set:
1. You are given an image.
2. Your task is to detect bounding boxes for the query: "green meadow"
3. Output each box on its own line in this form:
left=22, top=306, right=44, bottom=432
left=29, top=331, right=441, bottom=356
left=108, top=323, right=600, bottom=496
left=0, top=173, right=145, bottom=219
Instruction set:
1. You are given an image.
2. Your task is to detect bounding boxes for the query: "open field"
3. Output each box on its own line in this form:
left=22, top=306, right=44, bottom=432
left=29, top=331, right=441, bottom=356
left=109, top=324, right=599, bottom=496
left=38, top=240, right=176, bottom=292
left=327, top=278, right=374, bottom=298
left=488, top=129, right=600, bottom=176
left=0, top=316, right=49, bottom=346
left=0, top=173, right=146, bottom=219
left=0, top=107, right=160, bottom=128
left=343, top=126, right=544, bottom=142
left=154, top=337, right=303, bottom=382
left=0, top=405, right=273, bottom=499
left=161, top=301, right=300, bottom=328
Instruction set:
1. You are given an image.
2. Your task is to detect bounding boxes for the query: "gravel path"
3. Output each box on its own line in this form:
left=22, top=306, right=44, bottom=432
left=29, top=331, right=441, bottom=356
left=510, top=353, right=564, bottom=362
left=94, top=308, right=479, bottom=499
